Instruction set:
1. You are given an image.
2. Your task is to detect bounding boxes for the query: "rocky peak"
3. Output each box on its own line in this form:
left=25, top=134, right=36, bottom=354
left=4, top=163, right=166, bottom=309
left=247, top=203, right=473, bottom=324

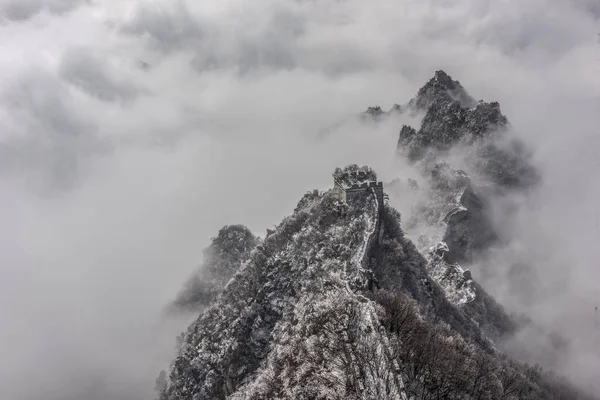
left=464, top=101, right=508, bottom=136
left=359, top=105, right=386, bottom=122
left=409, top=70, right=477, bottom=111
left=397, top=73, right=511, bottom=163
left=397, top=125, right=417, bottom=144
left=432, top=69, right=454, bottom=84
left=207, top=225, right=258, bottom=266
left=170, top=225, right=258, bottom=313
left=364, top=106, right=384, bottom=116
left=389, top=103, right=403, bottom=113
left=356, top=71, right=476, bottom=120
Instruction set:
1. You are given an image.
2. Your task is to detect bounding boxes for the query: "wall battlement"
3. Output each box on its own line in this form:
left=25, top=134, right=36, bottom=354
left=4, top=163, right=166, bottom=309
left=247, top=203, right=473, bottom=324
left=334, top=179, right=384, bottom=207
left=346, top=181, right=384, bottom=190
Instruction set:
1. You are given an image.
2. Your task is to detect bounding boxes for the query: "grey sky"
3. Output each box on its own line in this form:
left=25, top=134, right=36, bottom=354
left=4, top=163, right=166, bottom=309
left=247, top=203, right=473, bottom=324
left=0, top=0, right=598, bottom=398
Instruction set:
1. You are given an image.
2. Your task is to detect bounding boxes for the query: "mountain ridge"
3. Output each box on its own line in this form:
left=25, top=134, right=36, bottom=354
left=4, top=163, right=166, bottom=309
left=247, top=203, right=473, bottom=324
left=159, top=172, right=592, bottom=399
left=158, top=72, right=594, bottom=400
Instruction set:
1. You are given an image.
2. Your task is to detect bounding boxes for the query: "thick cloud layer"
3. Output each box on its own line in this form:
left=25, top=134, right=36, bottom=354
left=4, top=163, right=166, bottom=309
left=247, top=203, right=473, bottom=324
left=0, top=0, right=598, bottom=399
left=0, top=0, right=89, bottom=21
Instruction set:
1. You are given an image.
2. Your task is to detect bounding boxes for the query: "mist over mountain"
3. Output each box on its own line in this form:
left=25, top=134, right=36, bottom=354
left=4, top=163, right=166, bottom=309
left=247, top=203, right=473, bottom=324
left=1, top=1, right=599, bottom=400
left=158, top=72, right=599, bottom=399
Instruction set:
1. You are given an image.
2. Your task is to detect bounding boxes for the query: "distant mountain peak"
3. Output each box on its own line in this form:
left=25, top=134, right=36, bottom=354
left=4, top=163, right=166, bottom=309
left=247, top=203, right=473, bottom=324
left=359, top=71, right=478, bottom=120
left=395, top=71, right=517, bottom=166
left=431, top=69, right=456, bottom=86
left=406, top=70, right=476, bottom=111
left=365, top=106, right=384, bottom=116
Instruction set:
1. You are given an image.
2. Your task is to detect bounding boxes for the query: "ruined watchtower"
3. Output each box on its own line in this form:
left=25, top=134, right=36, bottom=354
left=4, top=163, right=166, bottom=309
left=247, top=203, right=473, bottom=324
left=333, top=165, right=385, bottom=206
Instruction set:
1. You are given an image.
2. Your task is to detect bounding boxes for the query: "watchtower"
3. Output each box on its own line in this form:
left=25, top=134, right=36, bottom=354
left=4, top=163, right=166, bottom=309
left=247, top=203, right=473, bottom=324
left=334, top=179, right=384, bottom=206
left=332, top=165, right=385, bottom=207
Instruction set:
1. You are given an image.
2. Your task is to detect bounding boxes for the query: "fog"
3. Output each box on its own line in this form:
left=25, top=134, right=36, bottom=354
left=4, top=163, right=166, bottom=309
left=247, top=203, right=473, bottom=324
left=0, top=0, right=598, bottom=399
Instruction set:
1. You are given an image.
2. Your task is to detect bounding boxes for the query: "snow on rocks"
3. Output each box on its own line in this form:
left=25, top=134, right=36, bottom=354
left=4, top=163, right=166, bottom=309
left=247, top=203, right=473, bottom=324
left=425, top=242, right=476, bottom=305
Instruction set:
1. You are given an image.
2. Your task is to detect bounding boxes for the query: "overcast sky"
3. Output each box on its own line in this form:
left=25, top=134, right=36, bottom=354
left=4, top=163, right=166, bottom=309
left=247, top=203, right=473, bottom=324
left=0, top=0, right=598, bottom=399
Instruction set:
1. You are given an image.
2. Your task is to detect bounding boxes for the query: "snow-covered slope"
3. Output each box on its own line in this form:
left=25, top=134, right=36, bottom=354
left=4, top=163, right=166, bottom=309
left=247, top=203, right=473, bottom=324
left=159, top=168, right=594, bottom=399
left=157, top=72, right=597, bottom=400
left=160, top=182, right=411, bottom=399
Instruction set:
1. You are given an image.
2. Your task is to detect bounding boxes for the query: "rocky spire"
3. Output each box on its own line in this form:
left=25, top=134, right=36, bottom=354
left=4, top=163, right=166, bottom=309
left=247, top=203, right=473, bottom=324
left=397, top=71, right=512, bottom=164
left=409, top=70, right=478, bottom=110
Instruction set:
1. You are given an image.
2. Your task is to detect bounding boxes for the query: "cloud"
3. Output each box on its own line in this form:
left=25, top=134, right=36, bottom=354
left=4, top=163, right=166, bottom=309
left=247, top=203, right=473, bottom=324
left=0, top=0, right=88, bottom=21
left=0, top=68, right=111, bottom=191
left=0, top=0, right=598, bottom=398
left=118, top=1, right=204, bottom=54
left=117, top=0, right=379, bottom=75
left=573, top=0, right=600, bottom=19
left=60, top=47, right=145, bottom=102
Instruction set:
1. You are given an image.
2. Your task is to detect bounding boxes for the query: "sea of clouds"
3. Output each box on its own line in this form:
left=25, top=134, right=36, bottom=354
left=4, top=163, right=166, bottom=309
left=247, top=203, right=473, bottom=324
left=0, top=1, right=598, bottom=398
